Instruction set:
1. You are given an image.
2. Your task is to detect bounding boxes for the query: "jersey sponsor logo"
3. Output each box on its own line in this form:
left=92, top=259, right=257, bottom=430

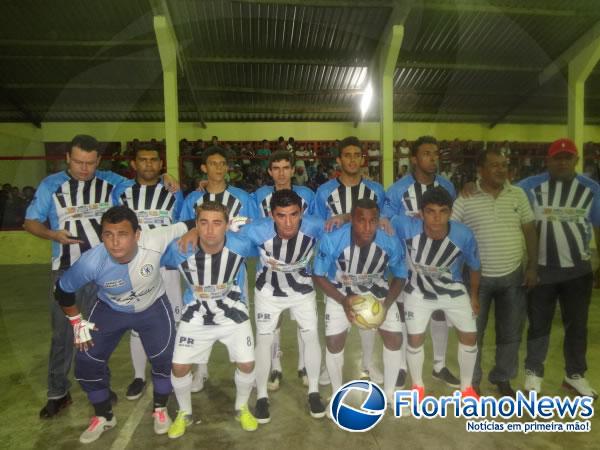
left=266, top=256, right=309, bottom=273
left=540, top=207, right=587, bottom=223
left=193, top=281, right=234, bottom=300
left=104, top=279, right=126, bottom=288
left=111, top=286, right=156, bottom=305
left=339, top=273, right=381, bottom=287
left=140, top=264, right=154, bottom=277
left=411, top=262, right=450, bottom=279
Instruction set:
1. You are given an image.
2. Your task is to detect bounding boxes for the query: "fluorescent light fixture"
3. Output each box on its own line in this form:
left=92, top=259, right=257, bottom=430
left=360, top=81, right=373, bottom=118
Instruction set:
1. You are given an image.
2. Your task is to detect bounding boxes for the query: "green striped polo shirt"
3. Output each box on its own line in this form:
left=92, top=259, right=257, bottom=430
left=451, top=183, right=534, bottom=277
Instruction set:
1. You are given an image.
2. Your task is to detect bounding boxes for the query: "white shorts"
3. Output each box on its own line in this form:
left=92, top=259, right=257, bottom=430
left=403, top=292, right=476, bottom=335
left=162, top=267, right=183, bottom=322
left=396, top=291, right=454, bottom=328
left=255, top=289, right=317, bottom=335
left=324, top=296, right=402, bottom=336
left=172, top=319, right=255, bottom=365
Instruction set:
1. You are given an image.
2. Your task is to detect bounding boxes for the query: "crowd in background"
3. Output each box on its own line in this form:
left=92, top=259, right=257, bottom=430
left=4, top=136, right=600, bottom=229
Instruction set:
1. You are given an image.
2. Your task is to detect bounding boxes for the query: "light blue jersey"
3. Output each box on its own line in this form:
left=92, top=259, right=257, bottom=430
left=161, top=231, right=256, bottom=325
left=312, top=223, right=407, bottom=299
left=241, top=215, right=324, bottom=297
left=58, top=223, right=190, bottom=313
left=26, top=170, right=126, bottom=270
left=391, top=215, right=480, bottom=300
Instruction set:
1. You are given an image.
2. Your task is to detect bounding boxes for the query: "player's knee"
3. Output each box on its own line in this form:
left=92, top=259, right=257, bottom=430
left=457, top=332, right=477, bottom=346
left=380, top=330, right=402, bottom=351
left=171, top=363, right=192, bottom=378
left=326, top=333, right=346, bottom=353
left=407, top=333, right=425, bottom=348
left=237, top=361, right=255, bottom=373
left=74, top=350, right=104, bottom=377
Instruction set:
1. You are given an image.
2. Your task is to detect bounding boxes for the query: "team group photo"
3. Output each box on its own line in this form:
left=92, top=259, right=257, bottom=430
left=1, top=1, right=600, bottom=449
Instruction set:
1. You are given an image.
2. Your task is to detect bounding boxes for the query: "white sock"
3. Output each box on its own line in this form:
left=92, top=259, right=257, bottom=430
left=130, top=331, right=147, bottom=380
left=359, top=328, right=376, bottom=370
left=400, top=324, right=408, bottom=371
left=430, top=317, right=449, bottom=372
left=301, top=329, right=321, bottom=394
left=194, top=363, right=208, bottom=380
left=383, top=347, right=402, bottom=399
left=458, top=343, right=478, bottom=391
left=255, top=333, right=273, bottom=399
left=326, top=348, right=344, bottom=394
left=235, top=368, right=256, bottom=411
left=271, top=328, right=282, bottom=372
left=406, top=345, right=425, bottom=387
left=297, top=326, right=306, bottom=371
left=171, top=372, right=193, bottom=415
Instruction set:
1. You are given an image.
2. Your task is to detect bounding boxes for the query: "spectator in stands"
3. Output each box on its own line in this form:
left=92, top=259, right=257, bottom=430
left=368, top=143, right=381, bottom=179
left=211, top=135, right=219, bottom=146
left=256, top=139, right=271, bottom=169
left=287, top=137, right=296, bottom=152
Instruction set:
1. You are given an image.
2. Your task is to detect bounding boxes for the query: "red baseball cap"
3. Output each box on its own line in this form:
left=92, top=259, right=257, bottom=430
left=548, top=138, right=577, bottom=157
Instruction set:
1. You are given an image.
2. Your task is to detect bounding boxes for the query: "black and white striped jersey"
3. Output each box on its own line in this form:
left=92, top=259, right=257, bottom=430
left=161, top=231, right=255, bottom=326
left=312, top=178, right=385, bottom=219
left=383, top=174, right=457, bottom=217
left=25, top=170, right=125, bottom=270
left=518, top=172, right=600, bottom=270
left=252, top=185, right=314, bottom=218
left=242, top=215, right=324, bottom=297
left=313, top=223, right=407, bottom=300
left=392, top=215, right=480, bottom=301
left=112, top=180, right=184, bottom=229
left=180, top=186, right=256, bottom=221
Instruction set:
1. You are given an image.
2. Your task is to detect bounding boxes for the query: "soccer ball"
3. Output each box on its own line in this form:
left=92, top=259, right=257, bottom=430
left=350, top=294, right=385, bottom=330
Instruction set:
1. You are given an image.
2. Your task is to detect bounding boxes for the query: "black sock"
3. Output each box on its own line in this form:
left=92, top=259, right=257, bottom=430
left=93, top=399, right=113, bottom=420
left=153, top=392, right=169, bottom=409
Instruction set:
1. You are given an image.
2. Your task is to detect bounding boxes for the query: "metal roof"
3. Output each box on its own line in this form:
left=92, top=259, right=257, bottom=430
left=1, top=0, right=600, bottom=125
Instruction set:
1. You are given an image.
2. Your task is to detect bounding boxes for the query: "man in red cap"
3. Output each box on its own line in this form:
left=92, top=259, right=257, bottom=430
left=517, top=138, right=600, bottom=398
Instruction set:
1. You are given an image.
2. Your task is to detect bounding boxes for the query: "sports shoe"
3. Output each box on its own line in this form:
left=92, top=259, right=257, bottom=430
left=152, top=407, right=171, bottom=435
left=39, top=392, right=72, bottom=419
left=494, top=380, right=516, bottom=398
left=319, top=366, right=331, bottom=386
left=126, top=378, right=146, bottom=400
left=79, top=415, right=117, bottom=444
left=432, top=367, right=460, bottom=388
left=411, top=384, right=425, bottom=403
left=308, top=392, right=326, bottom=419
left=267, top=370, right=282, bottom=391
left=255, top=397, right=271, bottom=424
left=298, top=368, right=309, bottom=387
left=524, top=369, right=542, bottom=394
left=191, top=368, right=207, bottom=393
left=359, top=365, right=384, bottom=384
left=396, top=369, right=407, bottom=389
left=563, top=374, right=599, bottom=399
left=235, top=404, right=258, bottom=431
left=168, top=411, right=194, bottom=439
left=461, top=386, right=480, bottom=400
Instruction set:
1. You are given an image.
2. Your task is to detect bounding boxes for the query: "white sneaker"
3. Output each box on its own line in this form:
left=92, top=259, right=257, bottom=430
left=360, top=366, right=384, bottom=385
left=563, top=374, right=599, bottom=399
left=152, top=407, right=172, bottom=435
left=524, top=369, right=542, bottom=394
left=319, top=366, right=331, bottom=386
left=79, top=415, right=117, bottom=444
left=191, top=367, right=207, bottom=393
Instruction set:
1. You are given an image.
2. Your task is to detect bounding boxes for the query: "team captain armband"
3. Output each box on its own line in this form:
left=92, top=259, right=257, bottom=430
left=54, top=280, right=76, bottom=307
